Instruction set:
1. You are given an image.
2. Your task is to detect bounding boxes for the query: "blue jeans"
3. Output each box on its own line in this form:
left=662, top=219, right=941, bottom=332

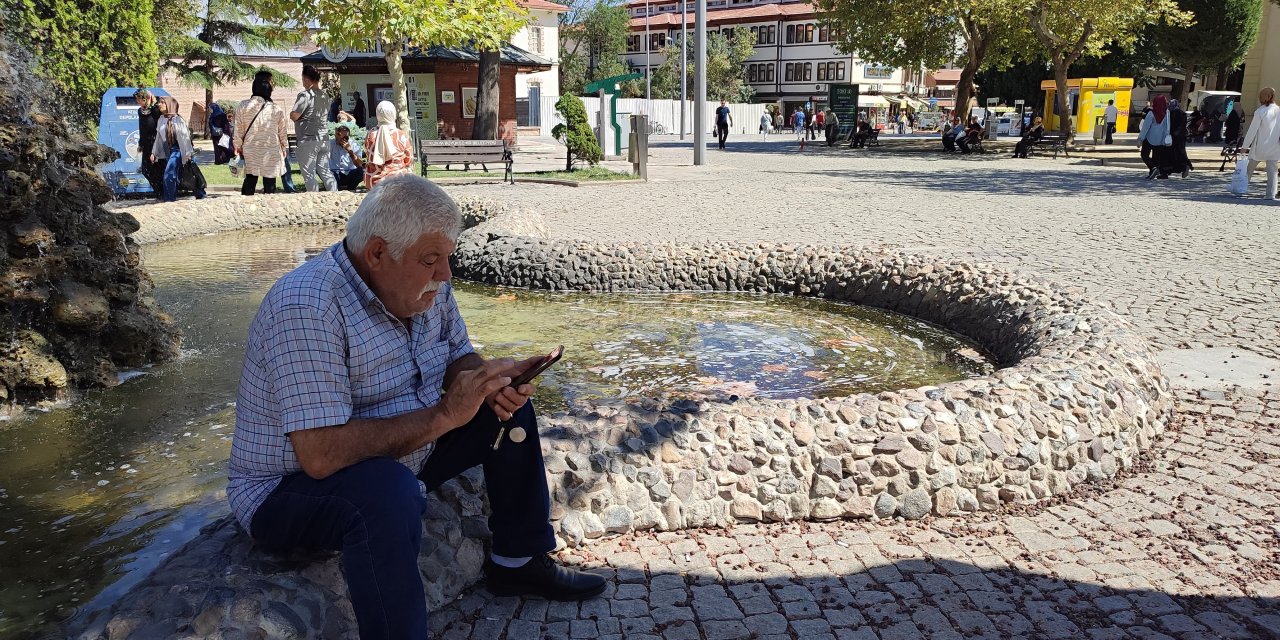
left=161, top=149, right=205, bottom=201
left=249, top=402, right=554, bottom=639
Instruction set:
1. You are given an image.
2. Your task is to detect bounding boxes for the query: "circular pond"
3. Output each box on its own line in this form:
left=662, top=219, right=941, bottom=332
left=0, top=227, right=992, bottom=637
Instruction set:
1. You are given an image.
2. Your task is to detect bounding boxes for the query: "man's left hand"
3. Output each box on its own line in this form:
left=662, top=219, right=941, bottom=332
left=485, top=355, right=542, bottom=421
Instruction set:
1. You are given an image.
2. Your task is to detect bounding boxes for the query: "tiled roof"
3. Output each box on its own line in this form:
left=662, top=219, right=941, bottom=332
left=628, top=3, right=814, bottom=27
left=300, top=42, right=552, bottom=67
left=520, top=0, right=569, bottom=13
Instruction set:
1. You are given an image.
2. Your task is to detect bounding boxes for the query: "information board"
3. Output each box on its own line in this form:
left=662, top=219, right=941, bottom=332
left=828, top=84, right=860, bottom=141
left=97, top=87, right=171, bottom=196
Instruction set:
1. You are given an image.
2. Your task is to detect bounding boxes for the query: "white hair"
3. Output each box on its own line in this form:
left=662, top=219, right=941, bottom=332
left=346, top=174, right=462, bottom=259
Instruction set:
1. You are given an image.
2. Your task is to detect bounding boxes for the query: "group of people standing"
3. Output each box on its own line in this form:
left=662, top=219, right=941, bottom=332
left=135, top=65, right=415, bottom=202
left=1136, top=95, right=1194, bottom=180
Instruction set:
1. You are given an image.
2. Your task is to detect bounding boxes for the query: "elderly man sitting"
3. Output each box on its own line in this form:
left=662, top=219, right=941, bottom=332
left=227, top=174, right=605, bottom=638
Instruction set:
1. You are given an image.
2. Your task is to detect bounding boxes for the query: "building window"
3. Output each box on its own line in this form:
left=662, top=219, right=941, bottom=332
left=627, top=35, right=641, bottom=53
left=785, top=24, right=795, bottom=43
left=805, top=24, right=815, bottom=42
left=763, top=63, right=774, bottom=82
left=837, top=62, right=846, bottom=80
left=817, top=63, right=826, bottom=82
left=767, top=26, right=776, bottom=44
left=784, top=63, right=793, bottom=81
left=748, top=64, right=757, bottom=82
left=819, top=26, right=828, bottom=42
left=529, top=26, right=545, bottom=55
left=649, top=33, right=666, bottom=51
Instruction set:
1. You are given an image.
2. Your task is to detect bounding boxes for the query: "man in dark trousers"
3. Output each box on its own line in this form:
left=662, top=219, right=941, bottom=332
left=352, top=91, right=368, bottom=128
left=715, top=100, right=733, bottom=150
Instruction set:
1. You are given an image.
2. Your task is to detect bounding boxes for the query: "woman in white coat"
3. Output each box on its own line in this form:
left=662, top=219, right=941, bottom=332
left=1241, top=87, right=1280, bottom=201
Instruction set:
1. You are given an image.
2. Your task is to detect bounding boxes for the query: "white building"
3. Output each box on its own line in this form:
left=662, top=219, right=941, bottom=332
left=620, top=0, right=923, bottom=114
left=513, top=0, right=566, bottom=127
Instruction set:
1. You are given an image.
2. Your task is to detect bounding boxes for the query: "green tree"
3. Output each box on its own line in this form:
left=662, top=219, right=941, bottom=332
left=15, top=0, right=161, bottom=129
left=650, top=30, right=755, bottom=102
left=551, top=93, right=601, bottom=170
left=816, top=0, right=1034, bottom=122
left=153, top=0, right=203, bottom=60
left=1154, top=0, right=1263, bottom=102
left=163, top=0, right=298, bottom=137
left=1026, top=0, right=1191, bottom=135
left=253, top=0, right=526, bottom=132
left=559, top=1, right=631, bottom=95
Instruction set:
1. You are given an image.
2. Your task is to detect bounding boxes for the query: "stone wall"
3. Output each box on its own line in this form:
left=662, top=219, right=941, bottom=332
left=76, top=195, right=1174, bottom=638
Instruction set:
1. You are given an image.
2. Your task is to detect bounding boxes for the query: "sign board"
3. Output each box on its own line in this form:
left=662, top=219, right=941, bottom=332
left=97, top=87, right=171, bottom=196
left=828, top=84, right=860, bottom=140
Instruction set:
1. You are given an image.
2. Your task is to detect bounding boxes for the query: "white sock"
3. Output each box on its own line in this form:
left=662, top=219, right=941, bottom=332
left=490, top=553, right=531, bottom=568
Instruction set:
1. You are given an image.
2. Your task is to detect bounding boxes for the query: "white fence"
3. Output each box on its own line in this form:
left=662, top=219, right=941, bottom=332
left=537, top=96, right=770, bottom=138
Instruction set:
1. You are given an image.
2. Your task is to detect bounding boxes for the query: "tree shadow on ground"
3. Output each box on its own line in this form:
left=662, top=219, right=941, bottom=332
left=432, top=553, right=1279, bottom=639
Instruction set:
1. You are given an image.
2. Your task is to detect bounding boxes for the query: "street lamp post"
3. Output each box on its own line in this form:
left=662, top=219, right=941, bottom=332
left=680, top=0, right=687, bottom=139
left=645, top=0, right=651, bottom=100
left=693, top=0, right=706, bottom=164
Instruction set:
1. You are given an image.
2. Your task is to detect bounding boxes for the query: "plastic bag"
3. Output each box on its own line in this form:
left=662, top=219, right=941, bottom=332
left=228, top=154, right=244, bottom=177
left=1228, top=155, right=1249, bottom=196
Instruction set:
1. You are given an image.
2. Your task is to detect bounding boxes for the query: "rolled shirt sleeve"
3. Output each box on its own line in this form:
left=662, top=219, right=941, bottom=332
left=261, top=303, right=353, bottom=434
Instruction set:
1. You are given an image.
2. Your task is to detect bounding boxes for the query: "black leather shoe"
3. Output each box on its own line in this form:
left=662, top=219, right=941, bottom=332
left=483, top=554, right=607, bottom=600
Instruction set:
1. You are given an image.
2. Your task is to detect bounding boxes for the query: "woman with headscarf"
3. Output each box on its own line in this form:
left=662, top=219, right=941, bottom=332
left=151, top=97, right=206, bottom=201
left=1137, top=94, right=1172, bottom=179
left=1241, top=87, right=1280, bottom=201
left=135, top=89, right=163, bottom=193
left=1224, top=98, right=1243, bottom=146
left=362, top=100, right=414, bottom=189
left=234, top=71, right=289, bottom=195
left=1013, top=116, right=1044, bottom=158
left=209, top=102, right=235, bottom=165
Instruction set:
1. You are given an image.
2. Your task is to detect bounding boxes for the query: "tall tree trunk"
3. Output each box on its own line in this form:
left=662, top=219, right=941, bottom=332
left=1215, top=63, right=1228, bottom=91
left=1180, top=64, right=1195, bottom=104
left=383, top=40, right=411, bottom=132
left=955, top=57, right=980, bottom=125
left=1052, top=60, right=1072, bottom=137
left=472, top=50, right=501, bottom=140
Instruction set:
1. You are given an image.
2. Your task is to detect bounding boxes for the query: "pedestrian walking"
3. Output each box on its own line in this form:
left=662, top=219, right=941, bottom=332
left=1104, top=99, right=1118, bottom=144
left=234, top=71, right=289, bottom=195
left=759, top=110, right=771, bottom=141
left=792, top=108, right=807, bottom=150
left=151, top=97, right=206, bottom=202
left=715, top=100, right=733, bottom=150
left=351, top=91, right=368, bottom=128
left=1168, top=99, right=1191, bottom=178
left=209, top=102, right=235, bottom=165
left=134, top=89, right=163, bottom=194
left=291, top=64, right=338, bottom=192
left=1137, top=95, right=1173, bottom=179
left=1240, top=87, right=1280, bottom=200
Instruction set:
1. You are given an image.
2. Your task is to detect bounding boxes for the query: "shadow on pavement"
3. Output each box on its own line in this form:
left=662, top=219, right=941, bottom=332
left=433, top=554, right=1280, bottom=639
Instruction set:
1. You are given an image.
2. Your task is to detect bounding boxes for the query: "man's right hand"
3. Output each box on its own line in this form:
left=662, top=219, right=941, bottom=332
left=439, top=358, right=513, bottom=429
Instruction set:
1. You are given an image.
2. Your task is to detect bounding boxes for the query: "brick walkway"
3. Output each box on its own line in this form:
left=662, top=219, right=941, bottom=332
left=436, top=141, right=1280, bottom=639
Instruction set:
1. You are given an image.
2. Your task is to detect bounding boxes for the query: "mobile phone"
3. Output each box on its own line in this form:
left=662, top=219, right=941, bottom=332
left=509, top=345, right=564, bottom=388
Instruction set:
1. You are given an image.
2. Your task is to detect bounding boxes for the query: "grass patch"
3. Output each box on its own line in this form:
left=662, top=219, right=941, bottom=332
left=197, top=162, right=632, bottom=187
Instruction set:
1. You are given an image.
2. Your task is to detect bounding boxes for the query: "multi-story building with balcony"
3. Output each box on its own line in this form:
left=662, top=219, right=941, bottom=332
left=620, top=0, right=925, bottom=115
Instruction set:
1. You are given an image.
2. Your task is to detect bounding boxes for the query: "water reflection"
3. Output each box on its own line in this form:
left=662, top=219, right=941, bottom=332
left=0, top=228, right=992, bottom=638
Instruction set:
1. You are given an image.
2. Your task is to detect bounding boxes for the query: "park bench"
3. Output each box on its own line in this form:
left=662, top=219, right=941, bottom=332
left=1032, top=133, right=1070, bottom=159
left=419, top=139, right=514, bottom=184
left=866, top=129, right=881, bottom=147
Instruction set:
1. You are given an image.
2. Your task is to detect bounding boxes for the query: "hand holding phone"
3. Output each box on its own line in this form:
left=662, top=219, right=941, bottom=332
left=510, top=345, right=564, bottom=389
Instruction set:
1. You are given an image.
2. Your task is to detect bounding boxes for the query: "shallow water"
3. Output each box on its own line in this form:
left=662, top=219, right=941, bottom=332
left=0, top=227, right=992, bottom=638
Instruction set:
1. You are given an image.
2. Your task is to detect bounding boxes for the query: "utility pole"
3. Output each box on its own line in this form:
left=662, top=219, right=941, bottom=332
left=645, top=0, right=651, bottom=100
left=693, top=0, right=706, bottom=164
left=679, top=0, right=687, bottom=139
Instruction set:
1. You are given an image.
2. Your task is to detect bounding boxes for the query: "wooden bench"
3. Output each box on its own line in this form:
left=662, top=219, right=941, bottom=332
left=1032, top=133, right=1070, bottom=159
left=419, top=140, right=513, bottom=184
left=866, top=129, right=881, bottom=147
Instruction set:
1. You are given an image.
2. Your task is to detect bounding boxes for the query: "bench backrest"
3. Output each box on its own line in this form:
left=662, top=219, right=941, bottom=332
left=419, top=139, right=509, bottom=164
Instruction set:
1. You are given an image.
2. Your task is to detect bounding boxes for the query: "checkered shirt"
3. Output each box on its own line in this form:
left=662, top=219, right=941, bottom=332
left=227, top=241, right=475, bottom=531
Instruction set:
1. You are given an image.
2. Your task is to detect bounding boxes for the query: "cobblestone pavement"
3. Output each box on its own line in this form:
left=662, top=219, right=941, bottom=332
left=448, top=138, right=1280, bottom=359
left=438, top=142, right=1280, bottom=638
left=434, top=389, right=1280, bottom=639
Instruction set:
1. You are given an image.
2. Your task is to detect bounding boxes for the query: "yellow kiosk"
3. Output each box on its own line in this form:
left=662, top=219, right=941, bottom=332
left=1040, top=77, right=1134, bottom=137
